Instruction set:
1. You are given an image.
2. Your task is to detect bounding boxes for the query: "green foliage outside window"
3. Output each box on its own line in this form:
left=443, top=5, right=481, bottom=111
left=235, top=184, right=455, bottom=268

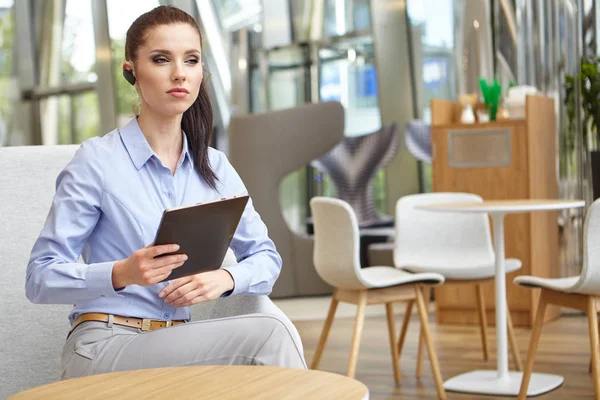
left=111, top=39, right=139, bottom=118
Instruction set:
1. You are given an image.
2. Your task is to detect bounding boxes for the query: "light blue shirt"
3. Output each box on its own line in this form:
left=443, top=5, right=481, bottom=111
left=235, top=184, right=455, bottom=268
left=26, top=117, right=282, bottom=324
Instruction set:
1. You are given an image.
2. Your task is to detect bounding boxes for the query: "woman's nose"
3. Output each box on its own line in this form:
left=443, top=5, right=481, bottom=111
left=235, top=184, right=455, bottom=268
left=172, top=63, right=186, bottom=81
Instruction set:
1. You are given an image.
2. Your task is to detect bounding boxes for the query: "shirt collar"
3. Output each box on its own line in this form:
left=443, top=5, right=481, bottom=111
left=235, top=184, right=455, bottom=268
left=120, top=117, right=193, bottom=171
left=179, top=131, right=194, bottom=171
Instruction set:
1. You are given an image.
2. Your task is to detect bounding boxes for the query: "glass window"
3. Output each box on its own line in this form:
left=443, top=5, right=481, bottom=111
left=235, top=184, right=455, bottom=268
left=45, top=91, right=100, bottom=145
left=407, top=0, right=455, bottom=122
left=324, top=0, right=372, bottom=37
left=107, top=0, right=160, bottom=124
left=407, top=0, right=455, bottom=192
left=0, top=1, right=13, bottom=147
left=317, top=36, right=387, bottom=213
left=213, top=0, right=261, bottom=31
left=37, top=0, right=96, bottom=144
left=40, top=0, right=100, bottom=145
left=62, top=0, right=96, bottom=84
left=264, top=47, right=310, bottom=233
left=319, top=38, right=380, bottom=137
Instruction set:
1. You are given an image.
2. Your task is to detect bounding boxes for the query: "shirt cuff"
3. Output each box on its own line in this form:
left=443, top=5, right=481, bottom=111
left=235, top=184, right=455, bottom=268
left=85, top=262, right=121, bottom=298
left=221, top=264, right=250, bottom=296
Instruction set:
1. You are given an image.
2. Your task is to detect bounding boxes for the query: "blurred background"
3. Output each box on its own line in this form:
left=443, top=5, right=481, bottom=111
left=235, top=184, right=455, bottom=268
left=0, top=0, right=595, bottom=281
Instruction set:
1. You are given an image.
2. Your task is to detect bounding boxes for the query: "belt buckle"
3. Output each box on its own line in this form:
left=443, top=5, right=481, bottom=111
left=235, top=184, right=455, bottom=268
left=165, top=320, right=173, bottom=328
left=141, top=318, right=152, bottom=331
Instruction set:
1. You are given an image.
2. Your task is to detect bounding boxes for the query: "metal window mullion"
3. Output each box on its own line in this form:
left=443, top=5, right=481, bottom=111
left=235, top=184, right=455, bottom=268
left=91, top=0, right=117, bottom=135
left=14, top=0, right=40, bottom=144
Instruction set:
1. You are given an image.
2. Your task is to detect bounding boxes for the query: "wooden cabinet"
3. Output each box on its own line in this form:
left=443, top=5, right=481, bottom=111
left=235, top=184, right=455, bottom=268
left=431, top=95, right=560, bottom=327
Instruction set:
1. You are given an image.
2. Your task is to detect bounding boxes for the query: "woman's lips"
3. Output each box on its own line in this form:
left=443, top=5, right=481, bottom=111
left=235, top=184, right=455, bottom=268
left=169, top=91, right=188, bottom=98
left=167, top=88, right=189, bottom=98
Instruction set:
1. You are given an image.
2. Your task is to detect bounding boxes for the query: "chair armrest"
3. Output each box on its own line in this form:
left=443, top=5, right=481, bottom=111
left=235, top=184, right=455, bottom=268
left=190, top=295, right=304, bottom=360
left=190, top=295, right=285, bottom=321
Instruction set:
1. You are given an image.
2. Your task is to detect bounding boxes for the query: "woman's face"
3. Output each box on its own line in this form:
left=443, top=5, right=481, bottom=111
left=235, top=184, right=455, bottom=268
left=127, top=23, right=203, bottom=118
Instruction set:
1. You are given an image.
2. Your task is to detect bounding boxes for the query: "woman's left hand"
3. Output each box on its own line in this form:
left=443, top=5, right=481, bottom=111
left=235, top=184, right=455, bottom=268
left=159, top=270, right=235, bottom=306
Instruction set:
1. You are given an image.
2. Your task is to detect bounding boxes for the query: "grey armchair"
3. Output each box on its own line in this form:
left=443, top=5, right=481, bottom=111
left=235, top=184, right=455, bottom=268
left=0, top=145, right=301, bottom=398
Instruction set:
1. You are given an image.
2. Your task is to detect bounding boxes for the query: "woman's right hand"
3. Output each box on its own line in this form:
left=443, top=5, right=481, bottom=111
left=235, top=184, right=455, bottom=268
left=112, top=244, right=187, bottom=289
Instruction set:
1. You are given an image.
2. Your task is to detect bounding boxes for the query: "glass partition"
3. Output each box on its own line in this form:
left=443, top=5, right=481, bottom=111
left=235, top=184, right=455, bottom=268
left=0, top=1, right=14, bottom=147
left=407, top=0, right=456, bottom=192
left=62, top=0, right=97, bottom=84
left=106, top=0, right=159, bottom=125
left=264, top=46, right=310, bottom=233
left=323, top=0, right=372, bottom=37
left=40, top=0, right=100, bottom=144
left=317, top=35, right=386, bottom=212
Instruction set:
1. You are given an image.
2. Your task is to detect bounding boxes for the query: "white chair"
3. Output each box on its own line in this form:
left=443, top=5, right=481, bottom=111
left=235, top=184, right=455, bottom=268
left=514, top=198, right=600, bottom=399
left=394, top=192, right=523, bottom=377
left=309, top=197, right=447, bottom=400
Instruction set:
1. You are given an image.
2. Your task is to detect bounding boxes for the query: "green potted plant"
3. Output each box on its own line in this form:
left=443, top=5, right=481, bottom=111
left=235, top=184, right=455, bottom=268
left=564, top=57, right=600, bottom=199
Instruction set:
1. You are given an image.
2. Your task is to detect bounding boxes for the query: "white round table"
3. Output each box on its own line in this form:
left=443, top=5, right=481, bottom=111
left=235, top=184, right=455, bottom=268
left=417, top=199, right=585, bottom=397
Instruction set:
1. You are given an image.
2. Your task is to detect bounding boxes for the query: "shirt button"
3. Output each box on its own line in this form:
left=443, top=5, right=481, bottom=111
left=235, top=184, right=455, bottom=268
left=167, top=192, right=173, bottom=198
left=164, top=313, right=170, bottom=319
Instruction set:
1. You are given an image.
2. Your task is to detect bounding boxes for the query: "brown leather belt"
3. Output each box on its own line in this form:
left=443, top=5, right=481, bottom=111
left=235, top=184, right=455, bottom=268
left=71, top=313, right=186, bottom=332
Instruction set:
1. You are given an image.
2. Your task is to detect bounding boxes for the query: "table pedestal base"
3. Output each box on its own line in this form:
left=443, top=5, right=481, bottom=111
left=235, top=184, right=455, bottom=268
left=443, top=370, right=563, bottom=396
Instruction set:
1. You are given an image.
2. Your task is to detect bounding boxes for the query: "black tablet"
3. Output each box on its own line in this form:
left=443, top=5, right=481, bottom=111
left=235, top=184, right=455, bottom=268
left=153, top=195, right=249, bottom=282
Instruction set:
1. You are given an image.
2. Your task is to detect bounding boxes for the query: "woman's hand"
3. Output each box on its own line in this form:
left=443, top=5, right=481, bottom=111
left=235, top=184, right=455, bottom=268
left=159, top=270, right=235, bottom=306
left=112, top=244, right=187, bottom=289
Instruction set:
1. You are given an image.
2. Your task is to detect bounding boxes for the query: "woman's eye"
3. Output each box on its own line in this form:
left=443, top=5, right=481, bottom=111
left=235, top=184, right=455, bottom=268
left=186, top=58, right=199, bottom=64
left=153, top=56, right=168, bottom=64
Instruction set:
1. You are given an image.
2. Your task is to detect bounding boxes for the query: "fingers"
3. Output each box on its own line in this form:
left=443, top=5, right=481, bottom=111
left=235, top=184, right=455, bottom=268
left=148, top=259, right=186, bottom=282
left=146, top=244, right=180, bottom=258
left=139, top=255, right=187, bottom=286
left=151, top=253, right=187, bottom=269
left=152, top=271, right=174, bottom=284
left=157, top=271, right=228, bottom=306
left=170, top=286, right=202, bottom=306
left=161, top=276, right=220, bottom=306
left=161, top=276, right=194, bottom=301
left=177, top=290, right=220, bottom=307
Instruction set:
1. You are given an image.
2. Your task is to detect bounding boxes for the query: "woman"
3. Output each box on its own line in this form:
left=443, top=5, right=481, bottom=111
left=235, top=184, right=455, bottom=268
left=25, top=5, right=306, bottom=379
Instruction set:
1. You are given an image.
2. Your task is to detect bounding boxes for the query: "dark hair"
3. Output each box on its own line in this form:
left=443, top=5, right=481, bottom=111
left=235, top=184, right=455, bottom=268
left=125, top=5, right=218, bottom=189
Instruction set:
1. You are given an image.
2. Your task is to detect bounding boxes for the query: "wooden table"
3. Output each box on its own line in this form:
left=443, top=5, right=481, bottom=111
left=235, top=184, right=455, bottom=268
left=418, top=199, right=584, bottom=397
left=8, top=366, right=370, bottom=400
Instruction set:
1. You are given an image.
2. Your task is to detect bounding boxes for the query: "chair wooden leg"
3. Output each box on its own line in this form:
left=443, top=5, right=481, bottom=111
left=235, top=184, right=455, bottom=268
left=416, top=287, right=430, bottom=379
left=347, top=290, right=367, bottom=379
left=507, top=304, right=523, bottom=371
left=589, top=320, right=600, bottom=374
left=311, top=294, right=339, bottom=370
left=397, top=300, right=414, bottom=358
left=587, top=297, right=600, bottom=399
left=518, top=290, right=548, bottom=400
left=475, top=284, right=490, bottom=361
left=386, top=302, right=401, bottom=384
left=415, top=285, right=446, bottom=400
